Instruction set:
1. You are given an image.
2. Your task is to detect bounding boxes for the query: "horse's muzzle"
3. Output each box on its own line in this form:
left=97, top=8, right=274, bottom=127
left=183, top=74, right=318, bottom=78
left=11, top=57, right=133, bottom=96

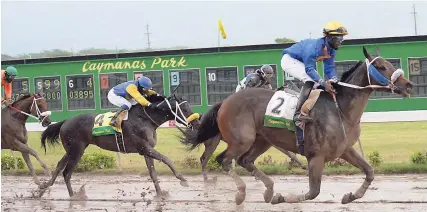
left=395, top=82, right=413, bottom=97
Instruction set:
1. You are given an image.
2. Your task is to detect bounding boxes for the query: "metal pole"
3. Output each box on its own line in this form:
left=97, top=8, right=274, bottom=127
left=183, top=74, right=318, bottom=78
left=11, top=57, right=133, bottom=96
left=218, top=28, right=220, bottom=53
left=411, top=4, right=418, bottom=35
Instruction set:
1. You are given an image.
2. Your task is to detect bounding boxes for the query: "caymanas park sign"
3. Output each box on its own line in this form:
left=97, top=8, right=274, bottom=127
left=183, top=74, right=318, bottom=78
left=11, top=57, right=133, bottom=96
left=82, top=56, right=188, bottom=73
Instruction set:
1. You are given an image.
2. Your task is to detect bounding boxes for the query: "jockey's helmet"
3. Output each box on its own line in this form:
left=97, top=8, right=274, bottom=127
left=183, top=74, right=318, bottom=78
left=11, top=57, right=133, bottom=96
left=137, top=76, right=153, bottom=90
left=323, top=21, right=348, bottom=50
left=5, top=66, right=18, bottom=83
left=260, top=65, right=274, bottom=80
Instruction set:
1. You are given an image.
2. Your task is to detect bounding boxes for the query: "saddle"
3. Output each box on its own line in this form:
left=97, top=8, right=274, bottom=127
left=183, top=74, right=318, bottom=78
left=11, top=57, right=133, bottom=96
left=92, top=111, right=129, bottom=153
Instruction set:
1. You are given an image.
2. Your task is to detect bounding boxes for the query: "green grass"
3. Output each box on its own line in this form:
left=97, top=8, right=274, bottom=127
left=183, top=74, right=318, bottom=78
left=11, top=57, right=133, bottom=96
left=2, top=121, right=427, bottom=176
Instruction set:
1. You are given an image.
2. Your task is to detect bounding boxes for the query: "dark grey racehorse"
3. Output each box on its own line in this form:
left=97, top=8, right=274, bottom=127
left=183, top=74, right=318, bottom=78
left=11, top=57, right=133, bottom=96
left=36, top=94, right=199, bottom=198
left=1, top=93, right=52, bottom=185
left=180, top=47, right=413, bottom=205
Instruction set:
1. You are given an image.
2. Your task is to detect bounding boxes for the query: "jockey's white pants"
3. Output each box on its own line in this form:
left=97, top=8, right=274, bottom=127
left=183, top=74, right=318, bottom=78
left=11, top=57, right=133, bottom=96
left=108, top=89, right=137, bottom=109
left=281, top=54, right=314, bottom=83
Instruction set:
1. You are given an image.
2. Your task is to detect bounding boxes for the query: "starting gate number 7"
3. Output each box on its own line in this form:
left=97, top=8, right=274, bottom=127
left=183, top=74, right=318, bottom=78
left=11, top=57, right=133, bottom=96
left=271, top=97, right=285, bottom=114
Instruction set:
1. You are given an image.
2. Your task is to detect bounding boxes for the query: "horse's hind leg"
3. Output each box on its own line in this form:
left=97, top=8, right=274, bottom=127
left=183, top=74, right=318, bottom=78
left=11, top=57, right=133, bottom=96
left=237, top=139, right=274, bottom=203
left=36, top=154, right=69, bottom=197
left=339, top=146, right=374, bottom=204
left=272, top=155, right=325, bottom=204
left=144, top=155, right=163, bottom=196
left=201, top=135, right=221, bottom=183
left=63, top=146, right=86, bottom=197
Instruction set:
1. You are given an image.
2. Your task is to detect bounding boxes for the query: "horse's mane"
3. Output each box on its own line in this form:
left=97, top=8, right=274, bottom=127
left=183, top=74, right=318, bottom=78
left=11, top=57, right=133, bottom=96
left=340, top=61, right=363, bottom=82
left=12, top=93, right=32, bottom=105
left=147, top=95, right=167, bottom=104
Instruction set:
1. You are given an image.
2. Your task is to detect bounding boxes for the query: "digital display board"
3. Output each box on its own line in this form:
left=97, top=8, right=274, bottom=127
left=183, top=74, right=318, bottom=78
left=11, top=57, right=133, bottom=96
left=409, top=57, right=427, bottom=97
left=169, top=69, right=201, bottom=105
left=206, top=66, right=238, bottom=105
left=66, top=74, right=95, bottom=110
left=34, top=76, right=62, bottom=111
left=100, top=72, right=128, bottom=109
left=10, top=78, right=29, bottom=102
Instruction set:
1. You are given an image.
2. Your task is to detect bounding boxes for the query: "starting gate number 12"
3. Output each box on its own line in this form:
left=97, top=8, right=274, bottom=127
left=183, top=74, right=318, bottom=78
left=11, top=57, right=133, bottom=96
left=272, top=97, right=285, bottom=114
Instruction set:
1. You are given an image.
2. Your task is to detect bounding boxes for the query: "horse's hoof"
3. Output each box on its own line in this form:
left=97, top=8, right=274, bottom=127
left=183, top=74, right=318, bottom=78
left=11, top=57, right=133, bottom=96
left=180, top=180, right=189, bottom=187
left=235, top=191, right=246, bottom=205
left=264, top=188, right=274, bottom=203
left=154, top=190, right=170, bottom=198
left=271, top=193, right=283, bottom=204
left=341, top=192, right=355, bottom=204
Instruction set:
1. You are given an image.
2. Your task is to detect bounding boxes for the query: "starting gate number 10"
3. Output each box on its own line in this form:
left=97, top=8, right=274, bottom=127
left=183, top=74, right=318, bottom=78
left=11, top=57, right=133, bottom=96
left=208, top=72, right=216, bottom=82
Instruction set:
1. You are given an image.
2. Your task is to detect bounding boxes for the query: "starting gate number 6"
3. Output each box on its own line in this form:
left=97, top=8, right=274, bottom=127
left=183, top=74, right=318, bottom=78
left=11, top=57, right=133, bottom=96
left=272, top=97, right=285, bottom=114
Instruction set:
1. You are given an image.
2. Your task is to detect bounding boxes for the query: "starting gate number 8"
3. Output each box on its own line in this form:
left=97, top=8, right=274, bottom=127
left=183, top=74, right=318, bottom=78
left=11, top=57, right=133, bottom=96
left=271, top=97, right=285, bottom=114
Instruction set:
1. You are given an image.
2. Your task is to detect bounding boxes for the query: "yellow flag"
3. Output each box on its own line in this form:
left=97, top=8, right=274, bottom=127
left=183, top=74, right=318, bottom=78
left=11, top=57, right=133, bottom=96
left=218, top=19, right=227, bottom=39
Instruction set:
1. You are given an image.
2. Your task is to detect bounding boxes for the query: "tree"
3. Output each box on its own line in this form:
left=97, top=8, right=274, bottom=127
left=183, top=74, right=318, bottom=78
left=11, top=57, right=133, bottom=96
left=274, top=37, right=296, bottom=44
left=1, top=54, right=15, bottom=61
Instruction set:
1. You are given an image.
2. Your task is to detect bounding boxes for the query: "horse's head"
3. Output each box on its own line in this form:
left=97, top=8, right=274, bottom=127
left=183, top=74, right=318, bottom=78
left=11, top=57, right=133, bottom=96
left=155, top=93, right=200, bottom=128
left=362, top=47, right=413, bottom=97
left=12, top=92, right=52, bottom=127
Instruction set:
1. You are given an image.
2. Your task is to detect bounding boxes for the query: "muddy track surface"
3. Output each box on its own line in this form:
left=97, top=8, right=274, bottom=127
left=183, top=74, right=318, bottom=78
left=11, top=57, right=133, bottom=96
left=2, top=174, right=427, bottom=212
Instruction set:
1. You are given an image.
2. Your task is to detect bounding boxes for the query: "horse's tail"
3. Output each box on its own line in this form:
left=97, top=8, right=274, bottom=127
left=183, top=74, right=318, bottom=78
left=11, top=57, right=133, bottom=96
left=180, top=102, right=222, bottom=151
left=41, top=120, right=65, bottom=153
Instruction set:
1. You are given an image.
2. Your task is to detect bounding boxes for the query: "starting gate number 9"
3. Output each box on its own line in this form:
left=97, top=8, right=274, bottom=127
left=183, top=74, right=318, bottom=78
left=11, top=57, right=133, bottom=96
left=171, top=72, right=180, bottom=86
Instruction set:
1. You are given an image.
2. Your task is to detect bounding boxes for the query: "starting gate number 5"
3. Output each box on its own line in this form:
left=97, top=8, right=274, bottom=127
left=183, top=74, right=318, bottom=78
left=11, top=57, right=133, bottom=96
left=272, top=97, right=285, bottom=114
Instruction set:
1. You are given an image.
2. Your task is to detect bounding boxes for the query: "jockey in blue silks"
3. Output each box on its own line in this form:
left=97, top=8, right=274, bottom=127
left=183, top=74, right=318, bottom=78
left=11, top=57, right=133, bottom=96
left=280, top=21, right=349, bottom=156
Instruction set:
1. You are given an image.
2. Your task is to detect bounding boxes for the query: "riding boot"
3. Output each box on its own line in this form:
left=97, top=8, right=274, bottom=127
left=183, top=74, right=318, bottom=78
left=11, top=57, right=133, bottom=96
left=293, top=81, right=315, bottom=156
left=110, top=108, right=126, bottom=128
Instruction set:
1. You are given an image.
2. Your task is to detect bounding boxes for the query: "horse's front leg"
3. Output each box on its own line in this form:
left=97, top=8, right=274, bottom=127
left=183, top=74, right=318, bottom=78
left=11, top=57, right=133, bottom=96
left=144, top=155, right=165, bottom=196
left=132, top=128, right=189, bottom=188
left=271, top=155, right=325, bottom=204
left=340, top=146, right=374, bottom=204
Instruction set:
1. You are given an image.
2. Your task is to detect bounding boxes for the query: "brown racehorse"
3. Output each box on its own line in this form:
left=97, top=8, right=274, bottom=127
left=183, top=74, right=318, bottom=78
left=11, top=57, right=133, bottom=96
left=180, top=47, right=413, bottom=205
left=1, top=92, right=52, bottom=185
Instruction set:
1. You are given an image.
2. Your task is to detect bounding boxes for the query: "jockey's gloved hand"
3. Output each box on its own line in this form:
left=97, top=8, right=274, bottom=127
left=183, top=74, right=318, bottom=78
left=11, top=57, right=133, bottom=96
left=329, top=77, right=339, bottom=84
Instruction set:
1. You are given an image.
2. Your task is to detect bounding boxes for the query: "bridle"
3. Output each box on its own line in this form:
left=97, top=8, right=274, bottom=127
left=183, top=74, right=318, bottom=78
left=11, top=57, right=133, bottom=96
left=337, top=56, right=404, bottom=94
left=9, top=96, right=52, bottom=123
left=331, top=56, right=405, bottom=140
left=143, top=96, right=198, bottom=128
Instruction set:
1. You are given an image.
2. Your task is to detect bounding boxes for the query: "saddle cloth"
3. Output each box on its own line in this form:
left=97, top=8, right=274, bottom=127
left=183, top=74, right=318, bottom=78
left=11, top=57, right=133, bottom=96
left=264, top=89, right=322, bottom=131
left=92, top=111, right=128, bottom=136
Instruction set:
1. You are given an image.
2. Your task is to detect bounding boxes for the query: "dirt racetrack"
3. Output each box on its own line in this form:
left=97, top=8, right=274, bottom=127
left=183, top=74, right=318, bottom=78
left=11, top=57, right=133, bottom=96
left=1, top=174, right=427, bottom=212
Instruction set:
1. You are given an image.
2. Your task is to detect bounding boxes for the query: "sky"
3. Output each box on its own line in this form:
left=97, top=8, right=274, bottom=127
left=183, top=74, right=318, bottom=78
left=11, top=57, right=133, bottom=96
left=1, top=0, right=426, bottom=56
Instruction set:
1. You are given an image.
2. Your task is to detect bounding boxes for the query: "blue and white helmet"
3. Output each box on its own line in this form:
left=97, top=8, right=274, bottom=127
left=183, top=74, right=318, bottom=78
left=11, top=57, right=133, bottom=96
left=138, top=76, right=153, bottom=89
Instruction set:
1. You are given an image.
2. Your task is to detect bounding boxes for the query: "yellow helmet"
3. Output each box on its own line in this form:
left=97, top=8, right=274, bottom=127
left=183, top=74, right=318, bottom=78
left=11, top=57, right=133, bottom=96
left=323, top=21, right=348, bottom=36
